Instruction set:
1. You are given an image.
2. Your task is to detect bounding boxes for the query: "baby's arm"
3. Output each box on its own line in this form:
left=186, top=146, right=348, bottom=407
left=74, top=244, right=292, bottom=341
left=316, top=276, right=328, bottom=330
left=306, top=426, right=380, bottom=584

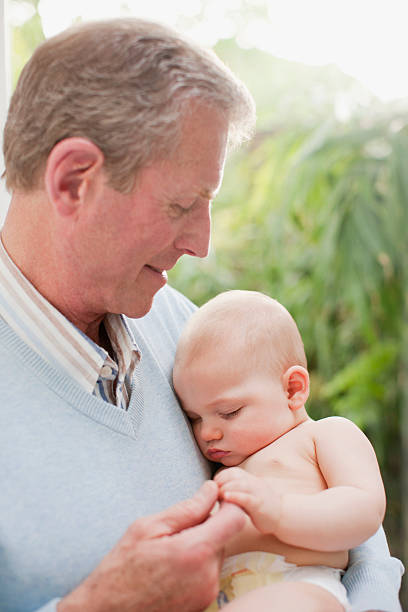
left=216, top=416, right=386, bottom=552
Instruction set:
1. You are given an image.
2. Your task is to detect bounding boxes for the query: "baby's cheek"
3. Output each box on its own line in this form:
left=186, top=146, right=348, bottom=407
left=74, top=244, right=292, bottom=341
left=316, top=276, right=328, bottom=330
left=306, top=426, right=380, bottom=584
left=195, top=431, right=206, bottom=452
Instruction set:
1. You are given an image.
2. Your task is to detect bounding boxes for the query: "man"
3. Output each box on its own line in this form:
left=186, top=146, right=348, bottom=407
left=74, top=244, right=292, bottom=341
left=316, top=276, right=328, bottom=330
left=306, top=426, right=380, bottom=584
left=0, top=18, right=403, bottom=612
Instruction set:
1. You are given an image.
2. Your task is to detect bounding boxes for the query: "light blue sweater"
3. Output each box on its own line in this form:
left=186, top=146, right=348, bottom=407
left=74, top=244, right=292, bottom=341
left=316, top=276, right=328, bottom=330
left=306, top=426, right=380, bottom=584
left=0, top=285, right=403, bottom=612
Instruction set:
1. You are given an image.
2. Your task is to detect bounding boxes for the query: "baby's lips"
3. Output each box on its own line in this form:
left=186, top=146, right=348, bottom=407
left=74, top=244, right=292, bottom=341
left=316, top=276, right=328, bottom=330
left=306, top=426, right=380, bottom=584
left=207, top=448, right=231, bottom=461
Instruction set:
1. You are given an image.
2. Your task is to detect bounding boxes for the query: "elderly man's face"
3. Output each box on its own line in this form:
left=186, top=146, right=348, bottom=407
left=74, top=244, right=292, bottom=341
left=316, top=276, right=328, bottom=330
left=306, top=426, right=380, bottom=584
left=70, top=104, right=228, bottom=319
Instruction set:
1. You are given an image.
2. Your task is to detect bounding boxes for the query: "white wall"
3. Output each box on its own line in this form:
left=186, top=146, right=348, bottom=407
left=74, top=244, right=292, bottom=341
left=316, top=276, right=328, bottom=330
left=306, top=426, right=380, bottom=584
left=0, top=0, right=10, bottom=223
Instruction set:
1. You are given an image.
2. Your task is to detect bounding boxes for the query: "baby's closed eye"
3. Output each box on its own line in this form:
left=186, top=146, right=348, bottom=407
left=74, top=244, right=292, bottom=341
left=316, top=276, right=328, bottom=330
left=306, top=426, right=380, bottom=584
left=221, top=407, right=243, bottom=420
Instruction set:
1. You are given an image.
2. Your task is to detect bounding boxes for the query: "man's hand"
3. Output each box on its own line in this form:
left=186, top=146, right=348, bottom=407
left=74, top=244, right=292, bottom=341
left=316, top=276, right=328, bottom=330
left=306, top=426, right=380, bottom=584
left=58, top=481, right=245, bottom=612
left=215, top=467, right=281, bottom=534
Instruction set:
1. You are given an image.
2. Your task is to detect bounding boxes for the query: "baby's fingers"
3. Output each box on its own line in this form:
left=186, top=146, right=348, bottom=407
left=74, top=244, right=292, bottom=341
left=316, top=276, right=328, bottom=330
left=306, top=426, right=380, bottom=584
left=214, top=467, right=246, bottom=486
left=221, top=490, right=258, bottom=515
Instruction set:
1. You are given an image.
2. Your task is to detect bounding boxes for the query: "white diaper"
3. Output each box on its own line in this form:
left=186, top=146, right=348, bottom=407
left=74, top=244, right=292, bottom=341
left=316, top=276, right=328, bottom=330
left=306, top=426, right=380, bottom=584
left=206, top=551, right=351, bottom=611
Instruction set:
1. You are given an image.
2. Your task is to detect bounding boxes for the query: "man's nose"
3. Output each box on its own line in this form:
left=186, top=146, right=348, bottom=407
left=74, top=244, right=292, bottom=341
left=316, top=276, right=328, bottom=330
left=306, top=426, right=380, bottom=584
left=174, top=202, right=211, bottom=258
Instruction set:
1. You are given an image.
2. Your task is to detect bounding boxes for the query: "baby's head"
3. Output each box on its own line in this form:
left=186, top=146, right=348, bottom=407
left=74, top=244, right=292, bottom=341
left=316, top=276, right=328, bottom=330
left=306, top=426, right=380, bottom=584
left=173, top=290, right=310, bottom=466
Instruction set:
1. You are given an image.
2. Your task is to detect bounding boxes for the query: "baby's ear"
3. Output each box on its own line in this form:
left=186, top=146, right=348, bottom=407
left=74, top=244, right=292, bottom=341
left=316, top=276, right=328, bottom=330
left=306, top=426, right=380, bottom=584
left=282, top=366, right=309, bottom=411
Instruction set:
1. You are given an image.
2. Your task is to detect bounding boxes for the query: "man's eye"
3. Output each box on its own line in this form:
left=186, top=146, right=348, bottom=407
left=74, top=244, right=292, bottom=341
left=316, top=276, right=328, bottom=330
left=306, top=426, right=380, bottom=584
left=169, top=202, right=192, bottom=218
left=222, top=408, right=242, bottom=420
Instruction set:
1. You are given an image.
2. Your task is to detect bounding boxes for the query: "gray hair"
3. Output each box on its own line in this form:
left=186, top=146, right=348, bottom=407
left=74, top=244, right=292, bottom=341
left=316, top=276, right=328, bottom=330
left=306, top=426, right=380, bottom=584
left=3, top=18, right=256, bottom=193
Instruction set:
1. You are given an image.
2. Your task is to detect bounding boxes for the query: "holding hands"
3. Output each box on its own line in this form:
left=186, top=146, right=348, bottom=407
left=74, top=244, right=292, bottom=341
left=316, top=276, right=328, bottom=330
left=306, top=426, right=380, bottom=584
left=58, top=481, right=246, bottom=612
left=215, top=467, right=281, bottom=534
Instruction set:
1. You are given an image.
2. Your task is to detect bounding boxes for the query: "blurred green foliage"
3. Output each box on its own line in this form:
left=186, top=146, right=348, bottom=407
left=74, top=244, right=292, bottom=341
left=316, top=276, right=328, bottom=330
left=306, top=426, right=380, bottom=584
left=10, top=0, right=44, bottom=89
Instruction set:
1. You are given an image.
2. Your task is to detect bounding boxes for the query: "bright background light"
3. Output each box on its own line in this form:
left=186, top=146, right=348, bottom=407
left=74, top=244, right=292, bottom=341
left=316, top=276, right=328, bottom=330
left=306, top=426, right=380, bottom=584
left=15, top=0, right=407, bottom=103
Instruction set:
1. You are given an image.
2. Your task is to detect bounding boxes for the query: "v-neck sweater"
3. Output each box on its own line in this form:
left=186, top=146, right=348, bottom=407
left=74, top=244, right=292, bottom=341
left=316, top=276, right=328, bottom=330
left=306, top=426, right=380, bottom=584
left=0, top=285, right=210, bottom=611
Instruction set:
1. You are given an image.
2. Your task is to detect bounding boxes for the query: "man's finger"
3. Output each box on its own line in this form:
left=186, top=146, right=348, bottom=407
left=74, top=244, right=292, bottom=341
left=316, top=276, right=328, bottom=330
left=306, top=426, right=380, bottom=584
left=137, top=480, right=219, bottom=539
left=182, top=501, right=246, bottom=550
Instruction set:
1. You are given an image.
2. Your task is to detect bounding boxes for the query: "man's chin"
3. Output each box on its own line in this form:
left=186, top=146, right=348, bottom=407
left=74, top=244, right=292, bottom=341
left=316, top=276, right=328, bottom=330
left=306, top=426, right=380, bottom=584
left=122, top=285, right=166, bottom=319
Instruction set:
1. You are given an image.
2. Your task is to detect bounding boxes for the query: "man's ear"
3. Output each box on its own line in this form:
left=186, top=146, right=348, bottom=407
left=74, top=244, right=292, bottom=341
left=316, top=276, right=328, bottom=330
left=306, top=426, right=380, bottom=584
left=44, top=137, right=105, bottom=217
left=282, top=365, right=309, bottom=411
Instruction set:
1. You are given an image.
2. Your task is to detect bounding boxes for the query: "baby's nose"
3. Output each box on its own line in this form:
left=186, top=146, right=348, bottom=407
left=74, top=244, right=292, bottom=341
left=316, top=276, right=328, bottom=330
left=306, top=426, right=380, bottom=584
left=201, top=423, right=223, bottom=442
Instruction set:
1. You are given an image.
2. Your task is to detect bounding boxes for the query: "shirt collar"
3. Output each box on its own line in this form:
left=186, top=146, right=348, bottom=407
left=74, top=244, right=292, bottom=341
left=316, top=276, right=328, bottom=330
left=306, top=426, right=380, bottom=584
left=0, top=238, right=140, bottom=395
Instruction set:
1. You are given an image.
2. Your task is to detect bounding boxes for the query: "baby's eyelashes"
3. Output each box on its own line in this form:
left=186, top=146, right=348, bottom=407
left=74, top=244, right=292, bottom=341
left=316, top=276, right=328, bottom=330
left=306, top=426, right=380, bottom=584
left=186, top=406, right=244, bottom=425
left=221, top=407, right=243, bottom=420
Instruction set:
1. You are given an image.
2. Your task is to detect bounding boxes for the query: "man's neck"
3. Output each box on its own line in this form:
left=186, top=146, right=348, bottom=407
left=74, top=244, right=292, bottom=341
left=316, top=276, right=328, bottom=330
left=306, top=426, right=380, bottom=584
left=1, top=195, right=107, bottom=346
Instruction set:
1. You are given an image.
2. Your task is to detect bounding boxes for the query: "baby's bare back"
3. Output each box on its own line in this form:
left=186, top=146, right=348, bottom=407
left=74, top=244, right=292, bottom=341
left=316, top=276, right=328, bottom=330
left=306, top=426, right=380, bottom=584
left=224, top=419, right=349, bottom=568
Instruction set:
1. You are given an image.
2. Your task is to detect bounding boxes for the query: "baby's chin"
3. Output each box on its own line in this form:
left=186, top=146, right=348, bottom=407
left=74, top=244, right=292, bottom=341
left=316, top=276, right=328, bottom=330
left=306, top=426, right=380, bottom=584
left=219, top=455, right=244, bottom=467
left=218, top=450, right=258, bottom=467
left=205, top=449, right=247, bottom=467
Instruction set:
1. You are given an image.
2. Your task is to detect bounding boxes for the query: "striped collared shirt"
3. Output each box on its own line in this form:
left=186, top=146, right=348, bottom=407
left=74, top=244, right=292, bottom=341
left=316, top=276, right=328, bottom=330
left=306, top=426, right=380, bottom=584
left=0, top=239, right=140, bottom=410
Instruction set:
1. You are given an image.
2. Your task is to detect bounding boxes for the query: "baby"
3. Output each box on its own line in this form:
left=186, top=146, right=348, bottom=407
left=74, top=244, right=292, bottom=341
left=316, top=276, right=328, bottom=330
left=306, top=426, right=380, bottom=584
left=173, top=290, right=386, bottom=612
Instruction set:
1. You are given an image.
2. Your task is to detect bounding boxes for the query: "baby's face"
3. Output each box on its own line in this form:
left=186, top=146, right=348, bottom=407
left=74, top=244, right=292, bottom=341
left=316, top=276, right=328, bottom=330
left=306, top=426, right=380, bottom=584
left=173, top=350, right=295, bottom=466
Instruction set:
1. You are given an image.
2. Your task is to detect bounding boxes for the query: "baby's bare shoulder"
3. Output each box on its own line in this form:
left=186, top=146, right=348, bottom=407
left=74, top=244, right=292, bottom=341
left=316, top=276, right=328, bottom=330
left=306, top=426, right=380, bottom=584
left=312, top=416, right=368, bottom=444
left=313, top=415, right=361, bottom=431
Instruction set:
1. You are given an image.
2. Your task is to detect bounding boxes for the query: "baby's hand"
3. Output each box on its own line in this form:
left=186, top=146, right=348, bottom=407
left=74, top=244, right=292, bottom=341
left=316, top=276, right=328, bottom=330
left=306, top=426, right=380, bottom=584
left=214, top=467, right=281, bottom=534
